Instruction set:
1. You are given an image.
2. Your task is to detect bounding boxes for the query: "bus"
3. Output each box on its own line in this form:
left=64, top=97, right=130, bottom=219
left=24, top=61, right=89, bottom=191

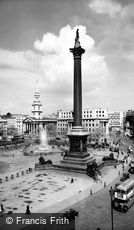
left=130, top=159, right=134, bottom=168
left=113, top=179, right=134, bottom=212
left=128, top=159, right=134, bottom=174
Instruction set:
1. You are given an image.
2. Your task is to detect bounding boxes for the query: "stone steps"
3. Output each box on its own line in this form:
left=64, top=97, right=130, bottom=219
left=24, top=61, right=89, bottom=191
left=53, top=162, right=87, bottom=174
left=66, top=152, right=90, bottom=158
left=61, top=156, right=94, bottom=166
left=63, top=156, right=93, bottom=162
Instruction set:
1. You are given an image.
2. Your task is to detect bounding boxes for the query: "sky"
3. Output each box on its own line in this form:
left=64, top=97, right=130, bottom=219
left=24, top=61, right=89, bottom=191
left=0, top=0, right=134, bottom=116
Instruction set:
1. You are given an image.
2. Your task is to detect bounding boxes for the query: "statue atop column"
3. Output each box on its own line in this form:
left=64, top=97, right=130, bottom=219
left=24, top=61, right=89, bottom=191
left=74, top=29, right=80, bottom=48
left=76, top=29, right=79, bottom=40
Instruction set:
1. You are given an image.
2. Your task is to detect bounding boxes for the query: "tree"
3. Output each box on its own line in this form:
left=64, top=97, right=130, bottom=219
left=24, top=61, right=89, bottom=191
left=90, top=128, right=102, bottom=142
left=46, top=123, right=57, bottom=137
left=6, top=112, right=12, bottom=118
left=0, top=126, right=3, bottom=136
left=7, top=125, right=17, bottom=135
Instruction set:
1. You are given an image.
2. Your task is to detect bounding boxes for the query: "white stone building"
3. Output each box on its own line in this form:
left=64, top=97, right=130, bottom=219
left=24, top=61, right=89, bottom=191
left=0, top=117, right=7, bottom=135
left=57, top=108, right=109, bottom=141
left=6, top=114, right=27, bottom=134
left=108, top=111, right=125, bottom=132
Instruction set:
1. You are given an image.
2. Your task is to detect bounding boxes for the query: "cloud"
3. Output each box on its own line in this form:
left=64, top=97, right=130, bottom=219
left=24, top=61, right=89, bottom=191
left=0, top=25, right=110, bottom=114
left=1, top=21, right=134, bottom=114
left=89, top=0, right=122, bottom=17
left=97, top=2, right=134, bottom=73
left=90, top=1, right=134, bottom=111
left=0, top=49, right=40, bottom=73
left=34, top=25, right=109, bottom=101
left=34, top=25, right=95, bottom=54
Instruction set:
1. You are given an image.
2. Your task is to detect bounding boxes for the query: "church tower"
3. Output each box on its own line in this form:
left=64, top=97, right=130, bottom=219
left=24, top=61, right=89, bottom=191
left=31, top=80, right=43, bottom=119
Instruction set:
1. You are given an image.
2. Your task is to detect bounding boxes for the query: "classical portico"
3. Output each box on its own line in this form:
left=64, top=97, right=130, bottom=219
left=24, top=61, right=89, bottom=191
left=23, top=117, right=57, bottom=136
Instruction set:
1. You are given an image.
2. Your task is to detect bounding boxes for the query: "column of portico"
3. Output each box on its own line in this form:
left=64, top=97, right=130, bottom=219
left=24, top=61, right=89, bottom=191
left=34, top=123, right=36, bottom=133
left=25, top=123, right=27, bottom=132
left=28, top=123, right=29, bottom=133
left=38, top=123, right=39, bottom=133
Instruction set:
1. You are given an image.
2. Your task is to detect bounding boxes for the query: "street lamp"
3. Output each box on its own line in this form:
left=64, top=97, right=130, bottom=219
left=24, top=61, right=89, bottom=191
left=109, top=186, right=114, bottom=230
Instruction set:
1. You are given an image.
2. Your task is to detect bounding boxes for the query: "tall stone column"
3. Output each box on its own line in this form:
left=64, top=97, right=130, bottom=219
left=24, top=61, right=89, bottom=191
left=70, top=29, right=85, bottom=127
left=54, top=29, right=94, bottom=174
left=66, top=29, right=90, bottom=156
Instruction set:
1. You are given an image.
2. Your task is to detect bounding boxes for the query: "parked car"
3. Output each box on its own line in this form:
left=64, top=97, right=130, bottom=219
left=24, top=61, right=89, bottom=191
left=128, top=167, right=134, bottom=174
left=120, top=173, right=130, bottom=182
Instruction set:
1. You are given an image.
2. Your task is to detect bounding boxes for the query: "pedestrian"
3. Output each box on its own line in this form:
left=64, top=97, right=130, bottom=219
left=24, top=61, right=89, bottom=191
left=0, top=203, right=4, bottom=213
left=71, top=178, right=74, bottom=183
left=25, top=204, right=31, bottom=215
left=100, top=175, right=102, bottom=183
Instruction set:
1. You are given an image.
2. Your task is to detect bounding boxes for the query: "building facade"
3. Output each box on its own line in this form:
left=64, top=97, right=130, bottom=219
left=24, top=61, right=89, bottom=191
left=108, top=111, right=125, bottom=132
left=14, top=114, right=27, bottom=134
left=125, top=110, right=134, bottom=137
left=0, top=113, right=28, bottom=136
left=23, top=116, right=57, bottom=138
left=0, top=117, right=7, bottom=136
left=57, top=108, right=109, bottom=141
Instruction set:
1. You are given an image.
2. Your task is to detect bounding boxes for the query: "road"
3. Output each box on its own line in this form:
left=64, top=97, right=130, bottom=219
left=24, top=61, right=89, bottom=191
left=71, top=173, right=134, bottom=230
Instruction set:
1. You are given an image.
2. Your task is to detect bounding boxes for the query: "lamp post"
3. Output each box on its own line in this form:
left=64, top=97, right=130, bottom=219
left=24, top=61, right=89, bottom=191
left=109, top=186, right=114, bottom=230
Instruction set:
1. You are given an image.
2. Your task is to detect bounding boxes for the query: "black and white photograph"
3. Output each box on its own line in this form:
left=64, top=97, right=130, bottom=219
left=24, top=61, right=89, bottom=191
left=0, top=0, right=134, bottom=229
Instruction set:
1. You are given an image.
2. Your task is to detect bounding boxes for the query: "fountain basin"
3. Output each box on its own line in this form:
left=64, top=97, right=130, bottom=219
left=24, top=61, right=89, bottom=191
left=23, top=145, right=63, bottom=156
left=23, top=145, right=52, bottom=156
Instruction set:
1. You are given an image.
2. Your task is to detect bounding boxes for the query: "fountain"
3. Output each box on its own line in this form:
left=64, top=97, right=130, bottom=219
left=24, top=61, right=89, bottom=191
left=23, top=124, right=53, bottom=156
left=37, top=124, right=52, bottom=153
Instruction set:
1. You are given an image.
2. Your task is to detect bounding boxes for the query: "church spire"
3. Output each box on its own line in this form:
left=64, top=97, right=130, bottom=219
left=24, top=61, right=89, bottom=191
left=35, top=79, right=39, bottom=93
left=31, top=80, right=43, bottom=119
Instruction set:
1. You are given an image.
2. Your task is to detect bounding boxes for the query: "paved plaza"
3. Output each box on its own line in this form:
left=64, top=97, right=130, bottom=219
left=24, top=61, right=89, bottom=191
left=0, top=144, right=131, bottom=215
left=0, top=150, right=94, bottom=214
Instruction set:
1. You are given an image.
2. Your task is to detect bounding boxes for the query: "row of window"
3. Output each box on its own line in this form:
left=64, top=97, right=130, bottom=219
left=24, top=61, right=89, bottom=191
left=109, top=122, right=120, bottom=125
left=61, top=111, right=72, bottom=114
left=83, top=114, right=105, bottom=118
left=58, top=120, right=106, bottom=125
left=83, top=110, right=105, bottom=113
left=84, top=123, right=99, bottom=127
left=57, top=127, right=67, bottom=130
left=60, top=114, right=106, bottom=119
left=58, top=124, right=68, bottom=126
left=108, top=115, right=120, bottom=118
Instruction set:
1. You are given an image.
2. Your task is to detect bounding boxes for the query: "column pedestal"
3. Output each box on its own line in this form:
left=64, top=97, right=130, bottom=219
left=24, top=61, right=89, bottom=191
left=54, top=126, right=94, bottom=174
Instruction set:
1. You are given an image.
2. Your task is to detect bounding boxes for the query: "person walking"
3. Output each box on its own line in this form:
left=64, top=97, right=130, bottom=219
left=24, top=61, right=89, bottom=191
left=25, top=204, right=31, bottom=215
left=0, top=203, right=4, bottom=213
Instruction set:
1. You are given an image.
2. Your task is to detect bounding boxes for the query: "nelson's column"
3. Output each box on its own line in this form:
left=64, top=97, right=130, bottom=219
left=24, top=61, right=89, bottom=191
left=55, top=29, right=94, bottom=174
